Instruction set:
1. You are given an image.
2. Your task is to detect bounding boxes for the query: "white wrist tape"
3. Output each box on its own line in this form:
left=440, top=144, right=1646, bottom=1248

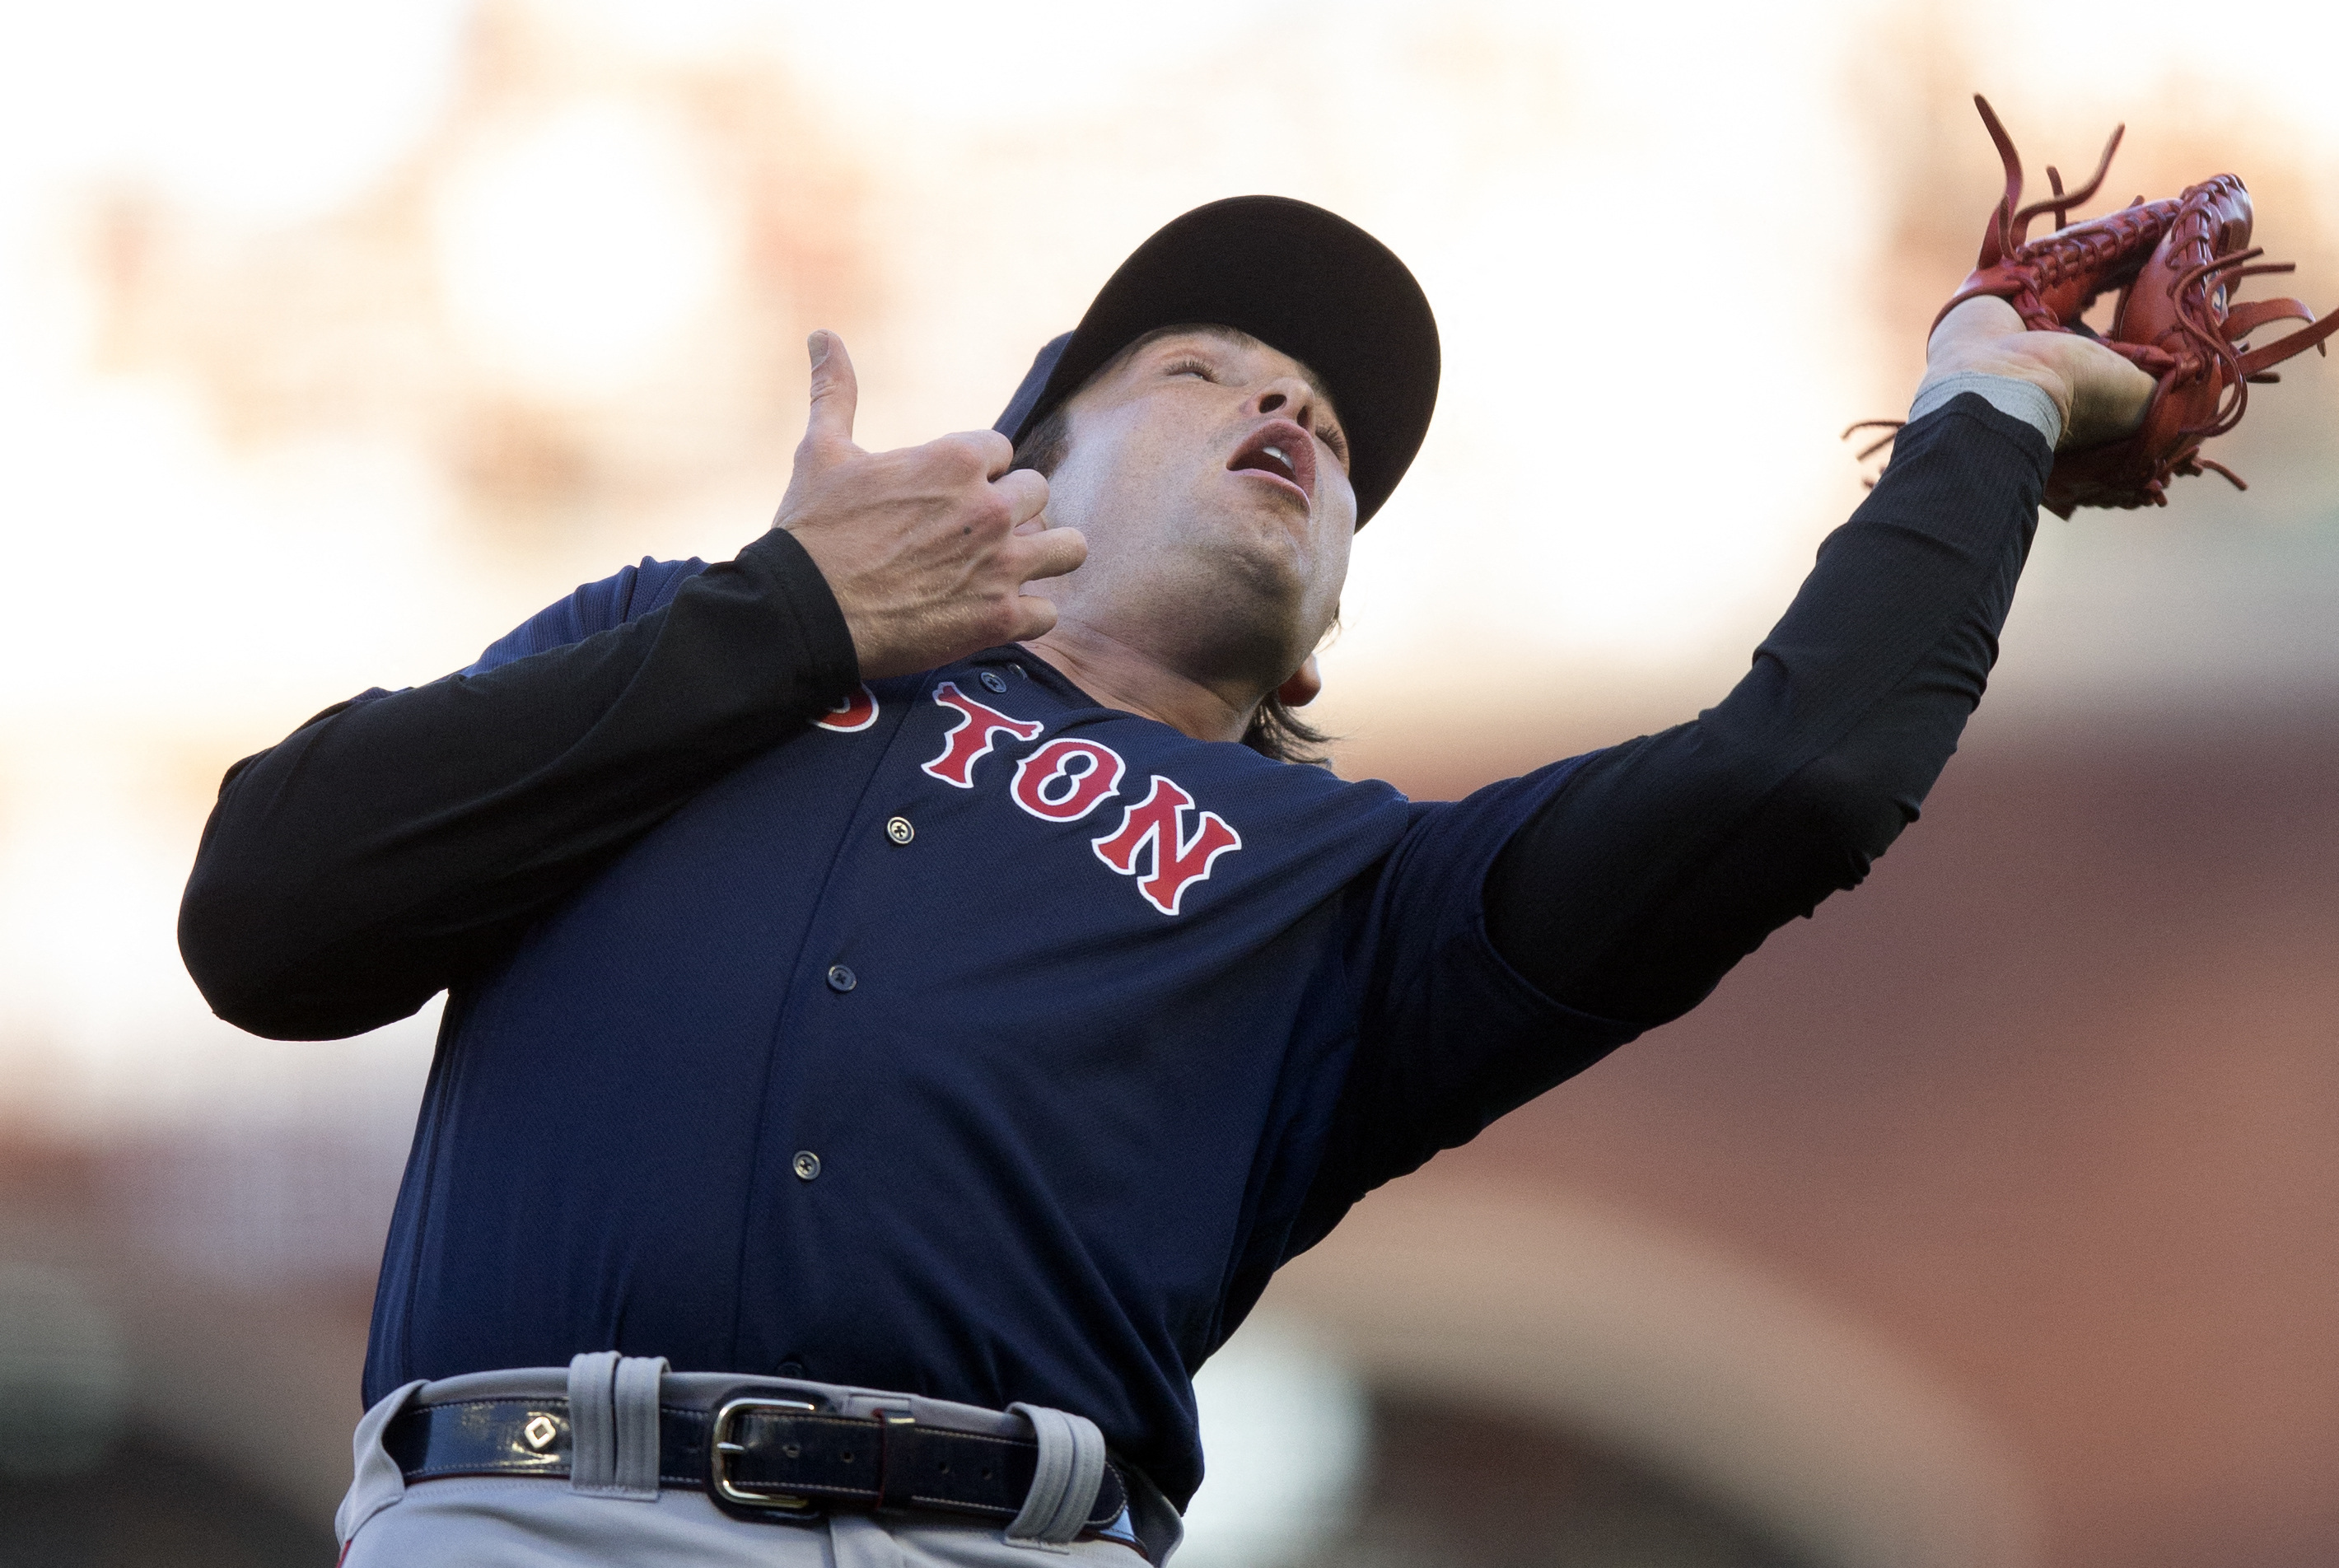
left=1907, top=371, right=2061, bottom=450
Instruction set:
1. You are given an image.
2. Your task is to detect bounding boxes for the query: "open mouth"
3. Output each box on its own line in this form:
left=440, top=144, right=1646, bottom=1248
left=1227, top=418, right=1317, bottom=506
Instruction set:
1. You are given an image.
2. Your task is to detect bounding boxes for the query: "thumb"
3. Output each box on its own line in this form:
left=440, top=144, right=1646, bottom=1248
left=801, top=329, right=860, bottom=459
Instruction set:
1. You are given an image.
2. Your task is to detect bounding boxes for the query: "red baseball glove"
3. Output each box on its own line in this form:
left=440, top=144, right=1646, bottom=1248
left=1855, top=96, right=2339, bottom=518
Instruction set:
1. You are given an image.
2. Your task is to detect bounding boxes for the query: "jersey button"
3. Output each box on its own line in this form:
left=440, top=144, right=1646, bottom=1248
left=792, top=1151, right=821, bottom=1181
left=980, top=670, right=1008, bottom=693
left=885, top=816, right=914, bottom=846
left=826, top=964, right=857, bottom=992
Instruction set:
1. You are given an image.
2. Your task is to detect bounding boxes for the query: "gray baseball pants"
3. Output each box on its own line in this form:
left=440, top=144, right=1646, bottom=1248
left=335, top=1358, right=1167, bottom=1566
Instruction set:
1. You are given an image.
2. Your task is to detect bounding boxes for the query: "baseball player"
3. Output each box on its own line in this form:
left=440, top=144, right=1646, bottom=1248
left=180, top=196, right=2152, bottom=1565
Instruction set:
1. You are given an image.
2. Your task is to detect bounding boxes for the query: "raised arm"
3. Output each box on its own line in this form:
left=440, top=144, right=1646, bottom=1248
left=180, top=333, right=1085, bottom=1040
left=1486, top=298, right=2159, bottom=1025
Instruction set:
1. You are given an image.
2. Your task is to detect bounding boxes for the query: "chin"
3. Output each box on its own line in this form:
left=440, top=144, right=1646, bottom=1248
left=1165, top=556, right=1318, bottom=679
left=1198, top=492, right=1319, bottom=576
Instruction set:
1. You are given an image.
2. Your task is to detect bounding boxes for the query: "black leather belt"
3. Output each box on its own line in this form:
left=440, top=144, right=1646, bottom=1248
left=384, top=1391, right=1131, bottom=1533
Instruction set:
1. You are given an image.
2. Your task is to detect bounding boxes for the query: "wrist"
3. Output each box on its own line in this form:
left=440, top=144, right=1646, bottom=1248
left=1907, top=369, right=2064, bottom=450
left=1919, top=296, right=2081, bottom=448
left=741, top=525, right=865, bottom=685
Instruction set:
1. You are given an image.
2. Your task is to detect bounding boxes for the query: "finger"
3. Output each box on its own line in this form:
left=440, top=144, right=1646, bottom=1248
left=931, top=427, right=1017, bottom=478
left=1003, top=593, right=1061, bottom=642
left=993, top=467, right=1049, bottom=528
left=1011, top=525, right=1087, bottom=585
left=2097, top=352, right=2158, bottom=412
left=801, top=330, right=860, bottom=456
left=2063, top=348, right=2158, bottom=449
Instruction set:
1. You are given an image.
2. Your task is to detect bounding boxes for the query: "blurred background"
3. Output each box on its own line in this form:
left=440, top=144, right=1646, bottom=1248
left=2, top=1, right=2335, bottom=1563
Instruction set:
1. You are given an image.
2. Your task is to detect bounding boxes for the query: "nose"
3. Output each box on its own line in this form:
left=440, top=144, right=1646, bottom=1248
left=1249, top=376, right=1321, bottom=434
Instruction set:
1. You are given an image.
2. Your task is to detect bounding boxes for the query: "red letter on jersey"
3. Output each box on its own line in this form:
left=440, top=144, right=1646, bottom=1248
left=1011, top=738, right=1126, bottom=823
left=922, top=680, right=1043, bottom=787
left=815, top=684, right=880, bottom=733
left=1090, top=774, right=1241, bottom=915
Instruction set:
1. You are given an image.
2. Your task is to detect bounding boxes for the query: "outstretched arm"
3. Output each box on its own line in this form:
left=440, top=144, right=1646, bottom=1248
left=1486, top=299, right=2156, bottom=1025
left=180, top=334, right=1085, bottom=1040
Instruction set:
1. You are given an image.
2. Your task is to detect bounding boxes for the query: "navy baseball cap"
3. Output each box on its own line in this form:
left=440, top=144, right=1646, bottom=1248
left=991, top=195, right=1440, bottom=526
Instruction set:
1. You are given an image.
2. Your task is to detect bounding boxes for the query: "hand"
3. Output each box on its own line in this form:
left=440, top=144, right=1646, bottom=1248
left=774, top=331, right=1088, bottom=679
left=1921, top=296, right=2159, bottom=452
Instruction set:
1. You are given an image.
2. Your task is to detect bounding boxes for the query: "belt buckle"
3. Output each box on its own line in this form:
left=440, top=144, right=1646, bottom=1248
left=711, top=1396, right=819, bottom=1513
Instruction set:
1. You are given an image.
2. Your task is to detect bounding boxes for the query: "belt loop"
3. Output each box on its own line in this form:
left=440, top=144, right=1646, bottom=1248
left=567, top=1352, right=621, bottom=1495
left=1005, top=1402, right=1107, bottom=1548
left=875, top=1408, right=917, bottom=1514
left=568, top=1351, right=667, bottom=1500
left=611, top=1355, right=670, bottom=1497
left=334, top=1379, right=426, bottom=1546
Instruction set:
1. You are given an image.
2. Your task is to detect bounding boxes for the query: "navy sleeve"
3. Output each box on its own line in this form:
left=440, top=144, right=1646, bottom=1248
left=179, top=529, right=859, bottom=1041
left=1282, top=764, right=1646, bottom=1259
left=461, top=556, right=710, bottom=675
left=1296, top=394, right=2049, bottom=1242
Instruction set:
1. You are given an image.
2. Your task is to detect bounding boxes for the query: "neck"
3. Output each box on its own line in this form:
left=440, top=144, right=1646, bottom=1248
left=1020, top=616, right=1262, bottom=744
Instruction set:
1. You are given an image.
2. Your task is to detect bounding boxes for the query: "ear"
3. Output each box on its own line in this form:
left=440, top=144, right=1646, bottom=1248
left=1276, top=655, right=1322, bottom=709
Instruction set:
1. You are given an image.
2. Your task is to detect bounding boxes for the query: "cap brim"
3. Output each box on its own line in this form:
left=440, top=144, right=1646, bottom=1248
left=992, top=196, right=1439, bottom=526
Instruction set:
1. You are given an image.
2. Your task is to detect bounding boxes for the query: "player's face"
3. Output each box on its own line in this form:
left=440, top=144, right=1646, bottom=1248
left=1032, top=327, right=1356, bottom=693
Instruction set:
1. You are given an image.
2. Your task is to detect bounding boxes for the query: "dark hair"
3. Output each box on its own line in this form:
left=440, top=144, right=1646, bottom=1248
left=1009, top=401, right=1075, bottom=484
left=1011, top=404, right=1338, bottom=768
left=1243, top=688, right=1336, bottom=768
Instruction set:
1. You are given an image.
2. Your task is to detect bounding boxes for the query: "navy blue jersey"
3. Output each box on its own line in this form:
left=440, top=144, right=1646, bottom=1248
left=172, top=399, right=2048, bottom=1513
left=366, top=557, right=1641, bottom=1504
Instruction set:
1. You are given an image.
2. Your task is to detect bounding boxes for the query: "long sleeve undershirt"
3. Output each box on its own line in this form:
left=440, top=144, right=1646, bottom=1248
left=1486, top=391, right=2051, bottom=1025
left=178, top=527, right=861, bottom=1039
left=179, top=392, right=2050, bottom=1043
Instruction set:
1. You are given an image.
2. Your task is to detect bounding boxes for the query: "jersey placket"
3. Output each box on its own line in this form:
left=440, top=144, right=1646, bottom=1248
left=731, top=659, right=1059, bottom=1375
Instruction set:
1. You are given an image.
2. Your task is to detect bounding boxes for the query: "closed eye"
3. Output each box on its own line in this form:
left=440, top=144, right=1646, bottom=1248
left=1163, top=350, right=1347, bottom=466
